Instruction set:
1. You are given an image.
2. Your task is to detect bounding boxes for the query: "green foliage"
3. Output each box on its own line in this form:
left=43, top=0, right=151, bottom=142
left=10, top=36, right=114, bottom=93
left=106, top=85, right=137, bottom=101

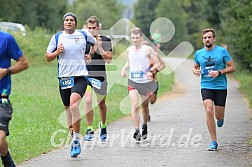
left=9, top=65, right=63, bottom=163
left=219, top=0, right=252, bottom=71
left=200, top=0, right=222, bottom=29
left=233, top=66, right=252, bottom=108
left=0, top=0, right=67, bottom=31
left=155, top=0, right=188, bottom=51
left=133, top=0, right=161, bottom=38
left=181, top=0, right=210, bottom=48
left=69, top=0, right=124, bottom=30
left=197, top=0, right=252, bottom=71
left=14, top=27, right=52, bottom=65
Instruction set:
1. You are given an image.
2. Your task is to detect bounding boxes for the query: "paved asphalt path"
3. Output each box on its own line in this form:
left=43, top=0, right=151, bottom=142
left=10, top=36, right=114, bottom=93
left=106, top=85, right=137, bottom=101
left=18, top=58, right=251, bottom=167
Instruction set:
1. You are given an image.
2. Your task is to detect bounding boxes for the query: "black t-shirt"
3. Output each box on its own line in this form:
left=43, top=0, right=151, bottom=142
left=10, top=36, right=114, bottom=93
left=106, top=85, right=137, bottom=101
left=86, top=35, right=112, bottom=81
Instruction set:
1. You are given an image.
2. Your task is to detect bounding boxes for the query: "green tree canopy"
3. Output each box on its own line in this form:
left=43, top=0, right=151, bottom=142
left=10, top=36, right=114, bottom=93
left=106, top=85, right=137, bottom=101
left=133, top=0, right=161, bottom=39
left=0, top=0, right=67, bottom=31
left=69, top=0, right=123, bottom=30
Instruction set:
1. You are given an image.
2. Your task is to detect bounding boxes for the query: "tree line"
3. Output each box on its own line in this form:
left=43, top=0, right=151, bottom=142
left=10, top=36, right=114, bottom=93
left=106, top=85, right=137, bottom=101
left=0, top=0, right=251, bottom=71
left=133, top=0, right=252, bottom=71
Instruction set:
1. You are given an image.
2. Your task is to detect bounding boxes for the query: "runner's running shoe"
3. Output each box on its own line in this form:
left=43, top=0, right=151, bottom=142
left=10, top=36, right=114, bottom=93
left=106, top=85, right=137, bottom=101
left=133, top=129, right=141, bottom=141
left=217, top=118, right=224, bottom=127
left=70, top=139, right=81, bottom=157
left=142, top=124, right=148, bottom=140
left=1, top=151, right=16, bottom=167
left=207, top=141, right=218, bottom=151
left=99, top=122, right=107, bottom=142
left=84, top=129, right=94, bottom=141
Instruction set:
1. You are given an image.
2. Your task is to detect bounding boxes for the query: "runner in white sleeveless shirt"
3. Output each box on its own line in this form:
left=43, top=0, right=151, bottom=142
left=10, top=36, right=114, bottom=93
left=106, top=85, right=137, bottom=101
left=121, top=27, right=160, bottom=141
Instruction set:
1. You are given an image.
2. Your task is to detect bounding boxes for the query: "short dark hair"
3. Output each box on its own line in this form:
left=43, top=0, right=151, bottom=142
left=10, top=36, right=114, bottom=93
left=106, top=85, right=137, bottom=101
left=130, top=27, right=143, bottom=37
left=202, top=28, right=215, bottom=38
left=86, top=16, right=99, bottom=27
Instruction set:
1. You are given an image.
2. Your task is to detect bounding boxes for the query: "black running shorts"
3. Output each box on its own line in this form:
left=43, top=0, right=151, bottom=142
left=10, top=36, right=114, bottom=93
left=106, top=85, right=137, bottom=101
left=201, top=89, right=227, bottom=107
left=59, top=76, right=88, bottom=106
left=0, top=103, right=13, bottom=136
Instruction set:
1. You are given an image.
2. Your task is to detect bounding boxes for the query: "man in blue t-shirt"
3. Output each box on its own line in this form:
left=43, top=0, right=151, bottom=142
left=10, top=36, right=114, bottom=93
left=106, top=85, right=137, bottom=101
left=0, top=31, right=29, bottom=166
left=192, top=28, right=236, bottom=151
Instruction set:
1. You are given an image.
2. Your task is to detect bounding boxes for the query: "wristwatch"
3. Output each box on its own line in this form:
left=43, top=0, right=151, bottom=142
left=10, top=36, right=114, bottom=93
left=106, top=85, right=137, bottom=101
left=6, top=68, right=11, bottom=76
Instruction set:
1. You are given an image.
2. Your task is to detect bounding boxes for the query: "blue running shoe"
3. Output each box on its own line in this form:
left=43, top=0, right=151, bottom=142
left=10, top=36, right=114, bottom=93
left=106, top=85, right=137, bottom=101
left=207, top=141, right=218, bottom=151
left=99, top=122, right=107, bottom=142
left=84, top=129, right=94, bottom=141
left=217, top=118, right=224, bottom=127
left=70, top=140, right=81, bottom=157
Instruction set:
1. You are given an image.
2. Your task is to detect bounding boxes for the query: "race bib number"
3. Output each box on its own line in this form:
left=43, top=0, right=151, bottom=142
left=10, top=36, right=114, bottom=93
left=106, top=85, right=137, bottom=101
left=203, top=66, right=216, bottom=77
left=60, top=77, right=74, bottom=89
left=88, top=78, right=102, bottom=89
left=131, top=71, right=144, bottom=79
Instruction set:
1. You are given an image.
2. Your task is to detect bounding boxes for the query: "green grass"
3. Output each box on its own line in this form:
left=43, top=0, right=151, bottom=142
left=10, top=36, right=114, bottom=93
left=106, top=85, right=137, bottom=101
left=233, top=70, right=252, bottom=108
left=6, top=55, right=174, bottom=164
left=232, top=66, right=252, bottom=145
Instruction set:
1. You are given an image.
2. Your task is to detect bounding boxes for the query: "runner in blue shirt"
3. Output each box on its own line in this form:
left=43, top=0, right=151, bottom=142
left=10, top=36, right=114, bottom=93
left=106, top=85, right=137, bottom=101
left=192, top=28, right=236, bottom=151
left=0, top=31, right=29, bottom=166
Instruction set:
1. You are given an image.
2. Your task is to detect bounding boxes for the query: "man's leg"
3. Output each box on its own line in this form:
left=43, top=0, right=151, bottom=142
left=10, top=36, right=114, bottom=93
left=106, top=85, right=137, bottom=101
left=129, top=90, right=142, bottom=141
left=141, top=95, right=149, bottom=140
left=203, top=99, right=217, bottom=141
left=69, top=93, right=82, bottom=157
left=141, top=95, right=150, bottom=124
left=203, top=99, right=219, bottom=151
left=64, top=106, right=73, bottom=135
left=84, top=88, right=93, bottom=127
left=0, top=131, right=15, bottom=166
left=149, top=92, right=157, bottom=105
left=84, top=88, right=95, bottom=141
left=69, top=93, right=82, bottom=134
left=96, top=94, right=107, bottom=142
left=129, top=90, right=140, bottom=129
left=215, top=106, right=225, bottom=127
left=0, top=131, right=8, bottom=157
left=214, top=90, right=227, bottom=127
left=96, top=94, right=107, bottom=125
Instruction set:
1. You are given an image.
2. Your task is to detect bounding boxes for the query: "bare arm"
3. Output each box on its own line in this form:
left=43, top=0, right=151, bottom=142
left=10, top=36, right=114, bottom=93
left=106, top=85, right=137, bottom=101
left=148, top=47, right=160, bottom=73
left=96, top=37, right=112, bottom=64
left=0, top=55, right=29, bottom=80
left=97, top=48, right=112, bottom=64
left=45, top=43, right=64, bottom=62
left=209, top=59, right=236, bottom=78
left=192, top=63, right=201, bottom=77
left=156, top=53, right=165, bottom=72
left=220, top=59, right=236, bottom=74
left=121, top=61, right=129, bottom=78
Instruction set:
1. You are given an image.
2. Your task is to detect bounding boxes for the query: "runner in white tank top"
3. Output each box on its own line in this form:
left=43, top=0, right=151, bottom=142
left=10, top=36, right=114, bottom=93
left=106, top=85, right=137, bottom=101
left=128, top=45, right=152, bottom=83
left=121, top=27, right=160, bottom=141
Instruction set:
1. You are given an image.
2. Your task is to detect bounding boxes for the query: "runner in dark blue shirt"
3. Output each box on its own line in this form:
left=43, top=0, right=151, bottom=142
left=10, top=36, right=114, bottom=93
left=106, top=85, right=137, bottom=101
left=0, top=31, right=29, bottom=166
